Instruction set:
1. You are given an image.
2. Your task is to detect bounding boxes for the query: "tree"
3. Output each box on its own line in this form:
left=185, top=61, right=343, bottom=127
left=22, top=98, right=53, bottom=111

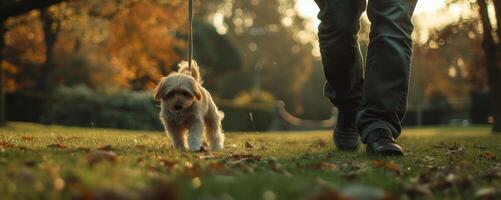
left=0, top=0, right=69, bottom=126
left=477, top=0, right=501, bottom=132
left=447, top=0, right=501, bottom=132
left=197, top=0, right=316, bottom=115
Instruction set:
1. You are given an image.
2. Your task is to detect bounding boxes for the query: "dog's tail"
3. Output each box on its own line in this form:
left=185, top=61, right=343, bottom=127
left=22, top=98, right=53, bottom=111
left=178, top=60, right=202, bottom=83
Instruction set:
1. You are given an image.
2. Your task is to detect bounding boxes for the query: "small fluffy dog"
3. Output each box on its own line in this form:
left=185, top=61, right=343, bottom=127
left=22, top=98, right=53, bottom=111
left=153, top=61, right=224, bottom=151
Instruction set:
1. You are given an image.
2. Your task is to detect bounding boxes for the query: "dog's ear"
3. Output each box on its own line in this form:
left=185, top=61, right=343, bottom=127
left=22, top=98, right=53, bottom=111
left=153, top=78, right=166, bottom=100
left=194, top=83, right=202, bottom=101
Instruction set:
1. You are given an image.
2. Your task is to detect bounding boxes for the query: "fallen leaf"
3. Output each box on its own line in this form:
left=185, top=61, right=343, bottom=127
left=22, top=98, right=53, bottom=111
left=198, top=154, right=218, bottom=160
left=372, top=160, right=402, bottom=174
left=480, top=151, right=496, bottom=161
left=24, top=160, right=38, bottom=167
left=21, top=136, right=35, bottom=141
left=446, top=146, right=465, bottom=158
left=481, top=169, right=501, bottom=182
left=311, top=185, right=351, bottom=200
left=183, top=161, right=200, bottom=178
left=97, top=145, right=113, bottom=151
left=191, top=177, right=202, bottom=189
left=53, top=177, right=65, bottom=191
left=341, top=184, right=386, bottom=200
left=475, top=187, right=501, bottom=199
left=0, top=141, right=15, bottom=148
left=86, top=150, right=117, bottom=165
left=311, top=162, right=338, bottom=171
left=403, top=184, right=432, bottom=198
left=159, top=159, right=177, bottom=171
left=207, top=162, right=226, bottom=172
left=227, top=154, right=263, bottom=162
left=245, top=141, right=255, bottom=149
left=267, top=158, right=283, bottom=172
left=263, top=190, right=276, bottom=200
left=47, top=143, right=68, bottom=149
left=142, top=178, right=179, bottom=200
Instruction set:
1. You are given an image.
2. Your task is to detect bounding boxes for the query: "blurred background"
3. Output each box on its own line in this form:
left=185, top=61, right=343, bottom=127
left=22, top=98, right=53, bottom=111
left=0, top=0, right=499, bottom=133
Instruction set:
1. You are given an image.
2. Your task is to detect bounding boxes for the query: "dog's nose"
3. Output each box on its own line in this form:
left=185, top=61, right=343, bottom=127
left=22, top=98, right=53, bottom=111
left=174, top=105, right=182, bottom=110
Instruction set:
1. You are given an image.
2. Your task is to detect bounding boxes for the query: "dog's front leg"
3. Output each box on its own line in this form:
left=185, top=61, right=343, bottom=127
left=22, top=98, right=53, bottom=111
left=188, top=120, right=204, bottom=151
left=167, top=125, right=186, bottom=150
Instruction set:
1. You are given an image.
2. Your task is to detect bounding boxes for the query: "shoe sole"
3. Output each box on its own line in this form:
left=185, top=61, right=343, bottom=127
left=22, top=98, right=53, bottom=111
left=366, top=146, right=404, bottom=156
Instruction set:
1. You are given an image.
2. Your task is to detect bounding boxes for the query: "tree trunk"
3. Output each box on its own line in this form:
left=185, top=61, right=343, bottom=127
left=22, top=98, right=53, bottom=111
left=38, top=7, right=58, bottom=92
left=493, top=0, right=501, bottom=43
left=0, top=20, right=5, bottom=126
left=478, top=0, right=501, bottom=133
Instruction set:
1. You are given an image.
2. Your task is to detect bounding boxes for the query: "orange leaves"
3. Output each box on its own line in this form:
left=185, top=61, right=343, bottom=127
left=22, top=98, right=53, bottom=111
left=105, top=0, right=186, bottom=90
left=86, top=150, right=118, bottom=165
left=479, top=151, right=496, bottom=161
left=311, top=162, right=338, bottom=171
left=372, top=160, right=402, bottom=174
left=0, top=141, right=16, bottom=148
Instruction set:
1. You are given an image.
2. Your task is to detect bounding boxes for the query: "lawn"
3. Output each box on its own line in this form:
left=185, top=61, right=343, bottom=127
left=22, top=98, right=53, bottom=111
left=1, top=122, right=500, bottom=200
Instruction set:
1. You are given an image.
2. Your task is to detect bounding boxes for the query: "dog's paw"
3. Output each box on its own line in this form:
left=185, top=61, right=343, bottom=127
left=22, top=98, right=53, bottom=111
left=211, top=143, right=224, bottom=151
left=188, top=143, right=203, bottom=152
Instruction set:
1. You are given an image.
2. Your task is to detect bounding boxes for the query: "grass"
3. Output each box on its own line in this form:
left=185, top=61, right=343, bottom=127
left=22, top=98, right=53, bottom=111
left=1, top=122, right=500, bottom=200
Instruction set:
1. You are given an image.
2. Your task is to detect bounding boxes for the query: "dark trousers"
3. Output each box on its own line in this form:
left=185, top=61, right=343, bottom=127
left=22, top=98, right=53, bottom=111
left=317, top=0, right=417, bottom=142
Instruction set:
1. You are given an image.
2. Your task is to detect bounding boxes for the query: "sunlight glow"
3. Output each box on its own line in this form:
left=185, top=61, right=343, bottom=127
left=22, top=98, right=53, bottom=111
left=295, top=0, right=466, bottom=32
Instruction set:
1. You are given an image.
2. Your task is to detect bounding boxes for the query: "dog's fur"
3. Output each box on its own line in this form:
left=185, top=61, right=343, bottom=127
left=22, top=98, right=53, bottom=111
left=153, top=61, right=224, bottom=151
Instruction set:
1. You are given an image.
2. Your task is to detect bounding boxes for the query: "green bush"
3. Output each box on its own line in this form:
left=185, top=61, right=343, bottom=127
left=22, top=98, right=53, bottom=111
left=45, top=86, right=163, bottom=130
left=44, top=86, right=276, bottom=131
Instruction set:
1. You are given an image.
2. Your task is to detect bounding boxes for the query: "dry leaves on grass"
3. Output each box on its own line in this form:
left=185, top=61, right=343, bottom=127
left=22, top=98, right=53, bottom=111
left=475, top=187, right=501, bottom=199
left=21, top=136, right=35, bottom=141
left=142, top=178, right=179, bottom=200
left=97, top=145, right=113, bottom=151
left=159, top=159, right=178, bottom=172
left=207, top=162, right=226, bottom=172
left=86, top=150, right=117, bottom=165
left=402, top=184, right=432, bottom=198
left=481, top=169, right=501, bottom=182
left=414, top=165, right=474, bottom=193
left=245, top=141, right=255, bottom=149
left=310, top=184, right=352, bottom=200
left=479, top=151, right=496, bottom=161
left=311, top=162, right=338, bottom=172
left=183, top=161, right=201, bottom=178
left=0, top=141, right=15, bottom=148
left=47, top=143, right=68, bottom=149
left=226, top=154, right=263, bottom=163
left=446, top=146, right=465, bottom=159
left=372, top=160, right=402, bottom=174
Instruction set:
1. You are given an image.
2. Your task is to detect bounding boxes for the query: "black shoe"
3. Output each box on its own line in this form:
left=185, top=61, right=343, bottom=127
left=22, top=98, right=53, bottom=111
left=333, top=109, right=360, bottom=151
left=366, top=128, right=403, bottom=156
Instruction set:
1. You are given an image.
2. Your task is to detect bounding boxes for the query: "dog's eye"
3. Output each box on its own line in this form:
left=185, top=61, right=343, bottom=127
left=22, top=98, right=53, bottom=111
left=166, top=92, right=175, bottom=98
left=181, top=91, right=192, bottom=97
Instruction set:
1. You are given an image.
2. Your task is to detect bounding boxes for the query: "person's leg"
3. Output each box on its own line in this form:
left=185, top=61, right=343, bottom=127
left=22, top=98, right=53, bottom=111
left=316, top=0, right=366, bottom=150
left=358, top=0, right=417, bottom=155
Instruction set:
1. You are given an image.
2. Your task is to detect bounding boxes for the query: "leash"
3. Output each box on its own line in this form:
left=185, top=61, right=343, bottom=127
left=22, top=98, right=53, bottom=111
left=188, top=0, right=194, bottom=71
